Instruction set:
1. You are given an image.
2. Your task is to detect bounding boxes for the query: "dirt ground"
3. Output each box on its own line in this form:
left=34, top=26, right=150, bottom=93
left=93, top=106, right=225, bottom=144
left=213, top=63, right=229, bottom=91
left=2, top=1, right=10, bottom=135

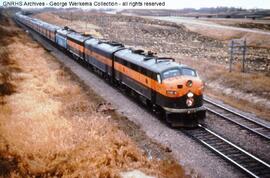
left=0, top=11, right=185, bottom=177
left=34, top=11, right=270, bottom=120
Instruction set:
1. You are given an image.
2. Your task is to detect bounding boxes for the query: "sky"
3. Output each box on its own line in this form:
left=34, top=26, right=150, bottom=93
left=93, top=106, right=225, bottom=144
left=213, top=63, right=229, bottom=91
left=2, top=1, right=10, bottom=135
left=0, top=0, right=270, bottom=9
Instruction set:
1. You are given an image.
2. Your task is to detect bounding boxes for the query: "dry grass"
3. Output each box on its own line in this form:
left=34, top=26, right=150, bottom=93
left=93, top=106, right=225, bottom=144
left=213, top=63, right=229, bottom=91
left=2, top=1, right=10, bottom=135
left=0, top=16, right=19, bottom=98
left=0, top=12, right=184, bottom=177
left=0, top=48, right=15, bottom=96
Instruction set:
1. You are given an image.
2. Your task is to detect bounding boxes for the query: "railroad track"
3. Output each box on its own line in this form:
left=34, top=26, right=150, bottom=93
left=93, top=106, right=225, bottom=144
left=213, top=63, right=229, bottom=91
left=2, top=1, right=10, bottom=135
left=183, top=125, right=270, bottom=178
left=204, top=97, right=270, bottom=140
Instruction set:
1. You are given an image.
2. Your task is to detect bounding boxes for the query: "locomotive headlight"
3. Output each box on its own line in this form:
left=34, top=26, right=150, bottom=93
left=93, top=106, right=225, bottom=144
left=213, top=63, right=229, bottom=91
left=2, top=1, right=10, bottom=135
left=186, top=80, right=193, bottom=87
left=166, top=90, right=177, bottom=95
left=186, top=98, right=194, bottom=107
left=187, top=92, right=194, bottom=98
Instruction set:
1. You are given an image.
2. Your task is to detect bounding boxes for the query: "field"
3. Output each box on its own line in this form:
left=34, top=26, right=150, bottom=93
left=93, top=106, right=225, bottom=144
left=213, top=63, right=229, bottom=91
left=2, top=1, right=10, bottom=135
left=33, top=11, right=270, bottom=120
left=0, top=10, right=184, bottom=177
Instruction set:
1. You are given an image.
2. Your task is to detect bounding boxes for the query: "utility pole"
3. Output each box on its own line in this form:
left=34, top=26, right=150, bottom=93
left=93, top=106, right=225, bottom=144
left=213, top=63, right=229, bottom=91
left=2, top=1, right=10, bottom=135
left=242, top=39, right=246, bottom=72
left=228, top=39, right=247, bottom=73
left=229, top=40, right=234, bottom=72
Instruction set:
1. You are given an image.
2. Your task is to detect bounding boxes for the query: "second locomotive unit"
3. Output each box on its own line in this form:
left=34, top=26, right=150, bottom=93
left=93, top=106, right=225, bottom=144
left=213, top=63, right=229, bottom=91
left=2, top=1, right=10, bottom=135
left=15, top=12, right=206, bottom=127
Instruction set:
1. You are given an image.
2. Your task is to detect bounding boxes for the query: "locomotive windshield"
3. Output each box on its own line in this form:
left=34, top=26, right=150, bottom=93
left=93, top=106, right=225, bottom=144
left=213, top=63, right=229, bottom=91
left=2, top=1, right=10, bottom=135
left=162, top=68, right=197, bottom=80
left=181, top=68, right=197, bottom=77
left=162, top=69, right=181, bottom=79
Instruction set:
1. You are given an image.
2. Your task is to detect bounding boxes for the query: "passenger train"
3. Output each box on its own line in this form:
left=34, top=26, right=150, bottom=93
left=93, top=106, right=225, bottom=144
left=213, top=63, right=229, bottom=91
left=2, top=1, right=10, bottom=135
left=15, top=12, right=206, bottom=127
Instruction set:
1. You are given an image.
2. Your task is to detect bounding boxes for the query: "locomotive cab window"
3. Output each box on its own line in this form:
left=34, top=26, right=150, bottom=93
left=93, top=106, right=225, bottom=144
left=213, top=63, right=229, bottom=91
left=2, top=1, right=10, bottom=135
left=162, top=68, right=181, bottom=80
left=161, top=68, right=197, bottom=80
left=181, top=68, right=197, bottom=77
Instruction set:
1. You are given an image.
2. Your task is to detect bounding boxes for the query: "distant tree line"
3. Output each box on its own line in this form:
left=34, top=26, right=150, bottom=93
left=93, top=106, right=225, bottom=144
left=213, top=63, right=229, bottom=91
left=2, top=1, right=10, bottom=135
left=179, top=7, right=247, bottom=14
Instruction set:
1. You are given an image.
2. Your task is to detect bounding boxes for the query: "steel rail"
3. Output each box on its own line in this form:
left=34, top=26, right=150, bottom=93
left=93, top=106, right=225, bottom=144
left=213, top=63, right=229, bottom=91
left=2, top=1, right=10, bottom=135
left=183, top=125, right=270, bottom=178
left=204, top=98, right=270, bottom=140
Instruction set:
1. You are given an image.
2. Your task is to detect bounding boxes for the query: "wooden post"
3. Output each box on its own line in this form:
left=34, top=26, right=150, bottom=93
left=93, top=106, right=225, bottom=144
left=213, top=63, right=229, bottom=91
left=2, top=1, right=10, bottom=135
left=242, top=39, right=246, bottom=73
left=230, top=40, right=234, bottom=72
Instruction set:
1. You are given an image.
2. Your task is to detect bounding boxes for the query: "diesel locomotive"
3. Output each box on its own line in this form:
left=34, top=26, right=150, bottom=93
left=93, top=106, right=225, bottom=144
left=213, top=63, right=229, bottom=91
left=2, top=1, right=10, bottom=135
left=15, top=12, right=206, bottom=127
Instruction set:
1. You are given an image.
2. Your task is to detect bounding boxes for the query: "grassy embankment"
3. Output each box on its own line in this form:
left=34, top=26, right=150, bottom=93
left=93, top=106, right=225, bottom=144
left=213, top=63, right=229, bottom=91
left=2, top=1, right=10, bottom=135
left=0, top=11, right=184, bottom=177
